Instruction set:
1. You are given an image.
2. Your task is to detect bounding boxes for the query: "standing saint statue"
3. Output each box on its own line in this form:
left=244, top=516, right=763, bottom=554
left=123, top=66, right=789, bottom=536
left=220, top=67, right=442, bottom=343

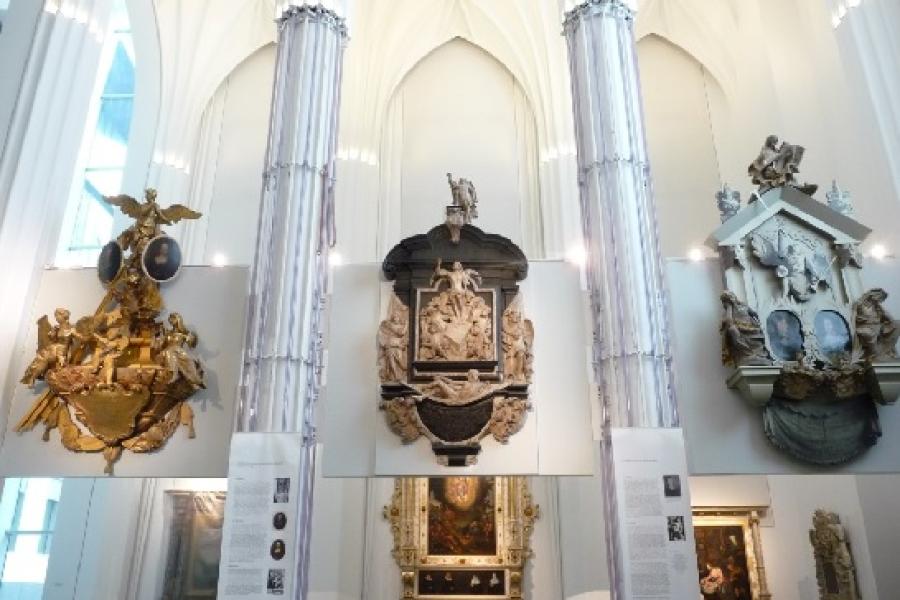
left=447, top=173, right=478, bottom=223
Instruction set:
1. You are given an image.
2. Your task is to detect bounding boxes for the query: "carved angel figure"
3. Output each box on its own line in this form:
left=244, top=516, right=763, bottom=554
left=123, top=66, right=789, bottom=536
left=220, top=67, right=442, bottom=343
left=377, top=296, right=409, bottom=382
left=720, top=291, right=771, bottom=367
left=748, top=134, right=817, bottom=196
left=751, top=233, right=830, bottom=302
left=853, top=288, right=900, bottom=361
left=502, top=296, right=534, bottom=383
left=20, top=309, right=79, bottom=387
left=157, top=313, right=205, bottom=389
left=447, top=173, right=478, bottom=223
left=105, top=188, right=201, bottom=253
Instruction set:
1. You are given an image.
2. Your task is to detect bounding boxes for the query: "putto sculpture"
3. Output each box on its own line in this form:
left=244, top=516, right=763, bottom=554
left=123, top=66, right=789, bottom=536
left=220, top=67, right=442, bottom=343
left=16, top=189, right=204, bottom=473
left=709, top=138, right=899, bottom=465
left=378, top=177, right=532, bottom=465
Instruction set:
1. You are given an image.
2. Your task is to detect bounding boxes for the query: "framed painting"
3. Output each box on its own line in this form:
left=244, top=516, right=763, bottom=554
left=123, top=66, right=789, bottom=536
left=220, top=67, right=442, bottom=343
left=692, top=508, right=771, bottom=600
left=162, top=491, right=226, bottom=599
left=385, top=477, right=539, bottom=600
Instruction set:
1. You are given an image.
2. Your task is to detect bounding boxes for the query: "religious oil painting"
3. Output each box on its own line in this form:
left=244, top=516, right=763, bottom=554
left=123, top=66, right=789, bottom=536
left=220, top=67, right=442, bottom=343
left=427, top=476, right=497, bottom=556
left=765, top=310, right=803, bottom=361
left=694, top=524, right=752, bottom=600
left=814, top=310, right=852, bottom=360
left=162, top=491, right=226, bottom=599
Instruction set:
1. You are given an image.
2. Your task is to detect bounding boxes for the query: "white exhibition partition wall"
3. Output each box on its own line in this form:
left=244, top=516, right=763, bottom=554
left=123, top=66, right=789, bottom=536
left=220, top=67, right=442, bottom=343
left=670, top=258, right=900, bottom=474
left=0, top=266, right=248, bottom=477
left=321, top=260, right=596, bottom=477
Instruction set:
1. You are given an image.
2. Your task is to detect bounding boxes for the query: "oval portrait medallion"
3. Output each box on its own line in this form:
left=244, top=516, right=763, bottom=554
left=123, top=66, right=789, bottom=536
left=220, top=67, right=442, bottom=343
left=97, top=240, right=123, bottom=285
left=141, top=235, right=182, bottom=282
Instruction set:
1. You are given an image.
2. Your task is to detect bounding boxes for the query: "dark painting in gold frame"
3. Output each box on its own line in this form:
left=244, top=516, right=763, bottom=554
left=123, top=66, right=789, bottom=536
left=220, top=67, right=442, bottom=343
left=162, top=491, right=226, bottom=599
left=427, top=476, right=497, bottom=556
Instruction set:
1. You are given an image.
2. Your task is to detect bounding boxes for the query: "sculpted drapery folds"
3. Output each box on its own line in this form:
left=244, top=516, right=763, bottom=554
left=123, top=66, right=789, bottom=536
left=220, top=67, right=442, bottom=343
left=502, top=295, right=534, bottom=383
left=720, top=291, right=771, bottom=368
left=378, top=294, right=410, bottom=383
left=15, top=188, right=204, bottom=473
left=853, top=288, right=900, bottom=362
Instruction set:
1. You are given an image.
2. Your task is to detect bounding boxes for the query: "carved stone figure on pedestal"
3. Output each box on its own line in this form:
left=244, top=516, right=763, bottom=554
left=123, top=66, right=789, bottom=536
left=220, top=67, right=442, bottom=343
left=720, top=291, right=771, bottom=367
left=445, top=174, right=479, bottom=243
left=809, top=510, right=860, bottom=600
left=853, top=288, right=900, bottom=361
left=378, top=295, right=409, bottom=383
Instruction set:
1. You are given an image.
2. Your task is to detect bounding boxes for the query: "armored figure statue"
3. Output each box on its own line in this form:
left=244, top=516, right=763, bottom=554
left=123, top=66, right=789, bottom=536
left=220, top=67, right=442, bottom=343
left=720, top=291, right=771, bottom=367
left=447, top=173, right=478, bottom=224
left=748, top=134, right=818, bottom=196
left=853, top=288, right=900, bottom=361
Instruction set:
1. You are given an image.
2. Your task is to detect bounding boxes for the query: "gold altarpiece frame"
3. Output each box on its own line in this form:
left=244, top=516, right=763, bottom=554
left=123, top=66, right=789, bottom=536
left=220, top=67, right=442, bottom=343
left=384, top=477, right=538, bottom=600
left=692, top=507, right=772, bottom=600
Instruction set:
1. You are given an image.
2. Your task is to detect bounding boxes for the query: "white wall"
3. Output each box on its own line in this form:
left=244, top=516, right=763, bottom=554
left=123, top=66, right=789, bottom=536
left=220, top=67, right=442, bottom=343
left=855, top=474, right=900, bottom=600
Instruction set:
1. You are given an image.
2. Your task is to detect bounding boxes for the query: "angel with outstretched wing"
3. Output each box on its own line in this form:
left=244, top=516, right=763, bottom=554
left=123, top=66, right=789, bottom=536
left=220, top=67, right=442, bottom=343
left=805, top=254, right=833, bottom=291
left=105, top=188, right=201, bottom=250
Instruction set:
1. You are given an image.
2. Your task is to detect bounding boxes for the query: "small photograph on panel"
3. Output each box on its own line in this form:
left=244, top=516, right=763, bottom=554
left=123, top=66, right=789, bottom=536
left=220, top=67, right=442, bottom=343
left=662, top=474, right=682, bottom=498
left=267, top=568, right=285, bottom=595
left=667, top=515, right=686, bottom=541
left=273, top=511, right=287, bottom=530
left=274, top=478, right=290, bottom=503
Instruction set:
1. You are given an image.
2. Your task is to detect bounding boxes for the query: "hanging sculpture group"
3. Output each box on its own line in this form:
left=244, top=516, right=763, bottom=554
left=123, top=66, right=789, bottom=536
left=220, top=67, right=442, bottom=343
left=378, top=176, right=533, bottom=466
left=710, top=136, right=900, bottom=464
left=16, top=189, right=204, bottom=473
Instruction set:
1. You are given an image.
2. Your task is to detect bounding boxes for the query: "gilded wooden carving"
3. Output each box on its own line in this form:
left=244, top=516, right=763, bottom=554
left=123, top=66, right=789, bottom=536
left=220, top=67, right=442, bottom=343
left=16, top=189, right=204, bottom=473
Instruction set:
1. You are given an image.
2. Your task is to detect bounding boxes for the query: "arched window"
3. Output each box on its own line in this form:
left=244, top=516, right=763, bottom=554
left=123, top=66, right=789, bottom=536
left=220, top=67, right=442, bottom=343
left=55, top=0, right=134, bottom=266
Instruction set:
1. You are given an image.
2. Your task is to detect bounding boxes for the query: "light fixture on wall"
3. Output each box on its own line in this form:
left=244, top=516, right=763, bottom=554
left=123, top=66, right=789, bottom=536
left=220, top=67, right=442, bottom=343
left=688, top=247, right=705, bottom=262
left=329, top=250, right=343, bottom=267
left=565, top=243, right=587, bottom=267
left=212, top=252, right=228, bottom=267
left=869, top=243, right=889, bottom=260
left=832, top=0, right=865, bottom=28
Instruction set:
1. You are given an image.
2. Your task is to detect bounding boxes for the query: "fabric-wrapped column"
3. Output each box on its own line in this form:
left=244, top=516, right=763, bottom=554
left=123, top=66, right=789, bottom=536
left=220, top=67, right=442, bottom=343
left=238, top=5, right=346, bottom=598
left=564, top=1, right=680, bottom=597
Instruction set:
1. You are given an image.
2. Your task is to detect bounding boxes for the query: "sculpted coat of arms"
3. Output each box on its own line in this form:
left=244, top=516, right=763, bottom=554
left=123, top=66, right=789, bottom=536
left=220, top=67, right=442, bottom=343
left=15, top=189, right=204, bottom=473
left=378, top=177, right=533, bottom=465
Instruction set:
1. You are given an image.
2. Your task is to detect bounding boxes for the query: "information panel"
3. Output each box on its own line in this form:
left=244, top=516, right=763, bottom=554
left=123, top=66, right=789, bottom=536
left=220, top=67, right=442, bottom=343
left=611, top=428, right=700, bottom=599
left=218, top=433, right=302, bottom=599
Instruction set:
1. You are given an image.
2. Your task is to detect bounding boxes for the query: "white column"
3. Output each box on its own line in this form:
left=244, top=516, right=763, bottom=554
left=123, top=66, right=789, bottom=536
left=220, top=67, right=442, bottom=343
left=832, top=0, right=900, bottom=199
left=564, top=2, right=680, bottom=597
left=237, top=5, right=346, bottom=598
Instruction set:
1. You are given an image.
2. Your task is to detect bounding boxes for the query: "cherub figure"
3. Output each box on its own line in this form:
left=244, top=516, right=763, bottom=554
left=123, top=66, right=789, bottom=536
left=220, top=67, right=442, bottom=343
left=157, top=312, right=204, bottom=389
left=431, top=259, right=481, bottom=294
left=21, top=308, right=79, bottom=387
